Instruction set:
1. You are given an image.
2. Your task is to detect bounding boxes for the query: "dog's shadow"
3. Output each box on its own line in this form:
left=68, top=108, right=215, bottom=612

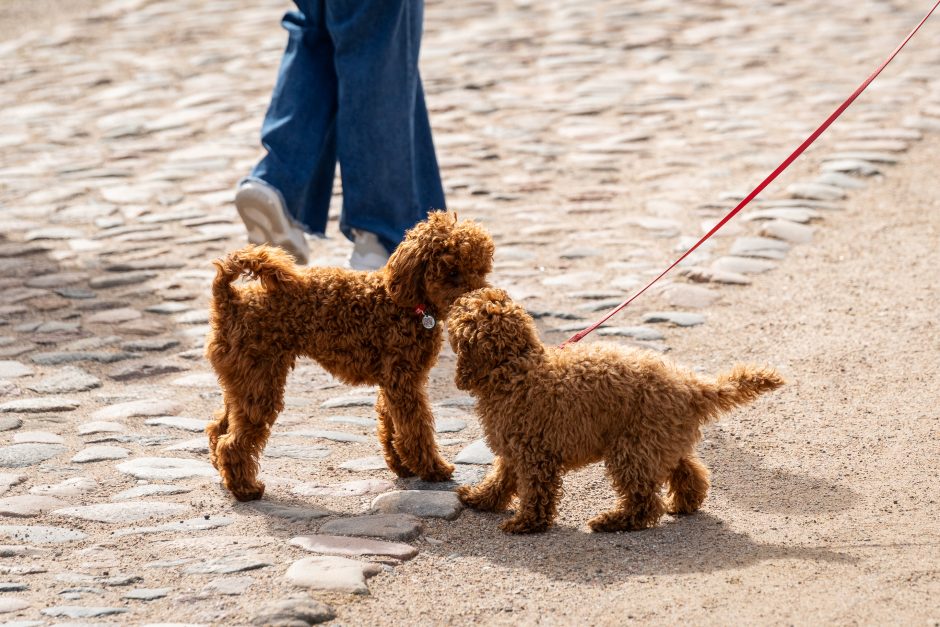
left=704, top=427, right=859, bottom=514
left=427, top=511, right=856, bottom=582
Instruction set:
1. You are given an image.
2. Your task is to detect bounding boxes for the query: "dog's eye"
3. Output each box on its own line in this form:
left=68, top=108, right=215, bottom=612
left=448, top=269, right=461, bottom=282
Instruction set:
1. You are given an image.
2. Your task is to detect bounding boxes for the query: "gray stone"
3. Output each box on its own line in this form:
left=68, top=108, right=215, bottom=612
left=455, top=439, right=495, bottom=465
left=115, top=515, right=234, bottom=537
left=111, top=484, right=191, bottom=500
left=275, top=429, right=368, bottom=443
left=89, top=272, right=157, bottom=289
left=339, top=457, right=387, bottom=472
left=203, top=575, right=254, bottom=596
left=729, top=236, right=791, bottom=259
left=41, top=606, right=129, bottom=619
left=0, top=361, right=32, bottom=379
left=0, top=495, right=67, bottom=517
left=28, top=367, right=101, bottom=394
left=318, top=514, right=423, bottom=541
left=12, top=431, right=64, bottom=444
left=0, top=397, right=78, bottom=413
left=371, top=490, right=463, bottom=520
left=0, top=417, right=22, bottom=432
left=170, top=372, right=218, bottom=387
left=321, top=394, right=377, bottom=409
left=164, top=437, right=209, bottom=453
left=814, top=172, right=866, bottom=190
left=642, top=311, right=706, bottom=327
left=0, top=597, right=30, bottom=613
left=0, top=444, right=67, bottom=468
left=31, top=351, right=138, bottom=365
left=265, top=444, right=330, bottom=460
left=0, top=583, right=28, bottom=591
left=249, top=501, right=330, bottom=521
left=291, top=534, right=417, bottom=560
left=0, top=525, right=87, bottom=543
left=144, top=416, right=208, bottom=432
left=285, top=556, right=370, bottom=594
left=785, top=182, right=846, bottom=201
left=71, top=445, right=130, bottom=463
left=123, top=588, right=171, bottom=600
left=183, top=554, right=273, bottom=574
left=595, top=326, right=666, bottom=341
left=326, top=416, right=376, bottom=428
left=86, top=307, right=142, bottom=324
left=0, top=473, right=26, bottom=494
left=742, top=208, right=820, bottom=223
left=29, top=477, right=98, bottom=497
left=759, top=220, right=814, bottom=244
left=292, top=479, right=394, bottom=498
left=251, top=596, right=335, bottom=626
left=710, top=256, right=778, bottom=275
left=820, top=159, right=882, bottom=176
left=108, top=361, right=186, bottom=381
left=53, top=501, right=190, bottom=523
left=659, top=283, right=719, bottom=308
left=122, top=338, right=181, bottom=352
left=678, top=266, right=751, bottom=285
left=91, top=399, right=182, bottom=421
left=435, top=417, right=467, bottom=433
left=116, top=457, right=216, bottom=480
left=78, top=421, right=125, bottom=435
left=822, top=151, right=899, bottom=164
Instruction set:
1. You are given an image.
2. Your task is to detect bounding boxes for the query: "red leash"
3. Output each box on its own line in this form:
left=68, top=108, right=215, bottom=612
left=563, top=0, right=940, bottom=347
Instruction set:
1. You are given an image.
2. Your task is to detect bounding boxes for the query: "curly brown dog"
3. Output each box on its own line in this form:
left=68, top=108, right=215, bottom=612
left=205, top=212, right=494, bottom=501
left=447, top=287, right=784, bottom=533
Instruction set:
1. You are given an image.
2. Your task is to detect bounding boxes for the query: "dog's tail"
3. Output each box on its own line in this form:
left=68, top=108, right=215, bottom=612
left=211, top=244, right=300, bottom=306
left=695, top=365, right=784, bottom=422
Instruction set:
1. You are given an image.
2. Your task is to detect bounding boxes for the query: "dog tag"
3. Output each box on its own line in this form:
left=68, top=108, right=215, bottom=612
left=421, top=313, right=436, bottom=329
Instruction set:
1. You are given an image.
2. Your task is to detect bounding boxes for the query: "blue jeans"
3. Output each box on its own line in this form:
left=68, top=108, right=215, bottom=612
left=249, top=0, right=446, bottom=252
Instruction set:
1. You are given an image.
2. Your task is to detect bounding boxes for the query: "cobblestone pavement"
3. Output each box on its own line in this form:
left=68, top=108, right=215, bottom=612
left=1, top=0, right=939, bottom=624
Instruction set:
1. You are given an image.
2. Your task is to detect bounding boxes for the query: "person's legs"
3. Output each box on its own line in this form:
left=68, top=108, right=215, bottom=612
left=249, top=0, right=338, bottom=236
left=326, top=0, right=446, bottom=258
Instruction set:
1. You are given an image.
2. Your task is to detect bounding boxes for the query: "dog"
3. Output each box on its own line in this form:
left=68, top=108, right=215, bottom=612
left=205, top=212, right=494, bottom=501
left=446, top=287, right=783, bottom=533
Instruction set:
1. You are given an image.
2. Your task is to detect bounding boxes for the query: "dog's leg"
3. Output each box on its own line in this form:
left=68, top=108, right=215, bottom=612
left=666, top=454, right=710, bottom=515
left=213, top=359, right=291, bottom=501
left=500, top=450, right=560, bottom=534
left=381, top=381, right=454, bottom=482
left=206, top=404, right=230, bottom=469
left=589, top=442, right=666, bottom=532
left=456, top=456, right=516, bottom=511
left=375, top=391, right=414, bottom=478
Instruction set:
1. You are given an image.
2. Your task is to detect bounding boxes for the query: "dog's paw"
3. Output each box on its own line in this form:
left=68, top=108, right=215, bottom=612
left=229, top=482, right=265, bottom=502
left=418, top=461, right=455, bottom=483
left=588, top=510, right=658, bottom=532
left=499, top=516, right=549, bottom=534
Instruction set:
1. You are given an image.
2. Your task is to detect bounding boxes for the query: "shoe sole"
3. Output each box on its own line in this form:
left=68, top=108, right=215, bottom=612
left=235, top=186, right=309, bottom=264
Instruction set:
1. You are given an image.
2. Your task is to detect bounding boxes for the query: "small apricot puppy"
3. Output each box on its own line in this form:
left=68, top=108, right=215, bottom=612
left=447, top=287, right=783, bottom=533
left=205, top=212, right=493, bottom=501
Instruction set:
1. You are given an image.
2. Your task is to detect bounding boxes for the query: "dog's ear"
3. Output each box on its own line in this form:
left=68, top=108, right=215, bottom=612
left=385, top=235, right=425, bottom=306
left=385, top=212, right=454, bottom=306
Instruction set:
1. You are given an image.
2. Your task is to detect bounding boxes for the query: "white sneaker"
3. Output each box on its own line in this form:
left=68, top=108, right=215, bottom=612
left=348, top=229, right=390, bottom=271
left=234, top=180, right=310, bottom=265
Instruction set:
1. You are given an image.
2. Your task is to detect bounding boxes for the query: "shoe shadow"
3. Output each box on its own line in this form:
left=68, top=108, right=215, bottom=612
left=704, top=428, right=859, bottom=515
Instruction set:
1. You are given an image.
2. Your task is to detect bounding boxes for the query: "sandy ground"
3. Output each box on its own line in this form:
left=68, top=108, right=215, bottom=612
left=0, top=0, right=104, bottom=40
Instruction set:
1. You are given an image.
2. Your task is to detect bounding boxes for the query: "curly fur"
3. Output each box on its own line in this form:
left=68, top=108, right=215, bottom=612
left=447, top=288, right=784, bottom=533
left=204, top=212, right=494, bottom=501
